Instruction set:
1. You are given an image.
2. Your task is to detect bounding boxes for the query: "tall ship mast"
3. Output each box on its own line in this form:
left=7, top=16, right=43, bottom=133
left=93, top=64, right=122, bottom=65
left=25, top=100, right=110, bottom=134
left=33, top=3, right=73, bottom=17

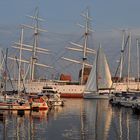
left=62, top=8, right=95, bottom=85
left=8, top=7, right=52, bottom=93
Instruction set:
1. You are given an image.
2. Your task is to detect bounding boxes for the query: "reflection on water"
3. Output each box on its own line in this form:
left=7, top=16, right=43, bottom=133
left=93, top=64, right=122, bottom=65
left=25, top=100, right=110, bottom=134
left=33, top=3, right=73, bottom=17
left=0, top=99, right=140, bottom=140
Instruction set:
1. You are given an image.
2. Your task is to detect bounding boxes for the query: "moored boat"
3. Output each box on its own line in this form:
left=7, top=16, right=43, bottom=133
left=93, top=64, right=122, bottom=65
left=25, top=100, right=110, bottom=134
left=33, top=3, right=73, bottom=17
left=119, top=96, right=138, bottom=107
left=29, top=96, right=48, bottom=110
left=0, top=97, right=31, bottom=110
left=0, top=94, right=49, bottom=111
left=40, top=86, right=64, bottom=106
left=83, top=46, right=112, bottom=99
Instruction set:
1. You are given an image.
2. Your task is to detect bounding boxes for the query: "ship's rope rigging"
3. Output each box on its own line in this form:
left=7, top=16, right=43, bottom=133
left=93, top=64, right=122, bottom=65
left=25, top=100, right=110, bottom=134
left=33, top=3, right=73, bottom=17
left=49, top=33, right=94, bottom=69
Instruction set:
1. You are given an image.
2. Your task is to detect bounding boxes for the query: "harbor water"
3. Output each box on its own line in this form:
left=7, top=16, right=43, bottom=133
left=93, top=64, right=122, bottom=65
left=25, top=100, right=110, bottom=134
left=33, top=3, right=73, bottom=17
left=0, top=99, right=140, bottom=140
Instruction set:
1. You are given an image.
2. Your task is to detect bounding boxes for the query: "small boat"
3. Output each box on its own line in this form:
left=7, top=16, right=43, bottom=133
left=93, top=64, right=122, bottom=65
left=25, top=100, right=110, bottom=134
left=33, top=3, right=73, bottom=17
left=47, top=93, right=64, bottom=107
left=119, top=96, right=137, bottom=107
left=83, top=46, right=112, bottom=99
left=109, top=93, right=122, bottom=105
left=109, top=92, right=140, bottom=108
left=0, top=96, right=31, bottom=110
left=0, top=95, right=49, bottom=111
left=29, top=96, right=48, bottom=110
left=41, top=86, right=64, bottom=106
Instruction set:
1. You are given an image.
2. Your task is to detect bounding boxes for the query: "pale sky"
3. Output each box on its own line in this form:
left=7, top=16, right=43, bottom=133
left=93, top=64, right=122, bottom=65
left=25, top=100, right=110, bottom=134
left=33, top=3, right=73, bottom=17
left=0, top=1, right=140, bottom=28
left=0, top=0, right=140, bottom=79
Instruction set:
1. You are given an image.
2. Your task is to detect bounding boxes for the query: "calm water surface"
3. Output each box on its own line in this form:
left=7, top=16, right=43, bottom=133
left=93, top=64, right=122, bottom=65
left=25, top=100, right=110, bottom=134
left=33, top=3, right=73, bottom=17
left=0, top=99, right=140, bottom=140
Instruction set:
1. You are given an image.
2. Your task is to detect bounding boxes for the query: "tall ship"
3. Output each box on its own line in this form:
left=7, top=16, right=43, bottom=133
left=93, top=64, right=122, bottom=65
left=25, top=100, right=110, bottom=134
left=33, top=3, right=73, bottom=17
left=4, top=8, right=95, bottom=98
left=27, top=8, right=95, bottom=98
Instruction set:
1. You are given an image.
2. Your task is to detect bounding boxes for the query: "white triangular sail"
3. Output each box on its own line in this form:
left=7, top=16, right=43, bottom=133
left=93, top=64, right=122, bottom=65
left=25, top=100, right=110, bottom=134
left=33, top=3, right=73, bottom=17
left=85, top=46, right=112, bottom=92
left=85, top=54, right=97, bottom=92
left=97, top=47, right=112, bottom=89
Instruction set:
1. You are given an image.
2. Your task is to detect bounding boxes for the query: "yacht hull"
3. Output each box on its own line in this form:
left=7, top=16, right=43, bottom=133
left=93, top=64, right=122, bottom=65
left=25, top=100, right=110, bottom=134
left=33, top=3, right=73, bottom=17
left=83, top=93, right=109, bottom=99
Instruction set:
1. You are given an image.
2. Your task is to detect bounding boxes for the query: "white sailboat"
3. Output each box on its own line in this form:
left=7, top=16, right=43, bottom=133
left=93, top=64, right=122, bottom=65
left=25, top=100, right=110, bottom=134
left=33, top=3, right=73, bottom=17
left=83, top=45, right=112, bottom=99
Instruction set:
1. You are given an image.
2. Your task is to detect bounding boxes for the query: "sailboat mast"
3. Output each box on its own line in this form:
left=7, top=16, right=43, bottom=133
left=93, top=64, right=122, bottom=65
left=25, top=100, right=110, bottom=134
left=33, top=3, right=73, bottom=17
left=127, top=32, right=131, bottom=90
left=61, top=8, right=94, bottom=84
left=119, top=30, right=125, bottom=79
left=81, top=9, right=90, bottom=85
left=96, top=44, right=100, bottom=92
left=136, top=39, right=140, bottom=90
